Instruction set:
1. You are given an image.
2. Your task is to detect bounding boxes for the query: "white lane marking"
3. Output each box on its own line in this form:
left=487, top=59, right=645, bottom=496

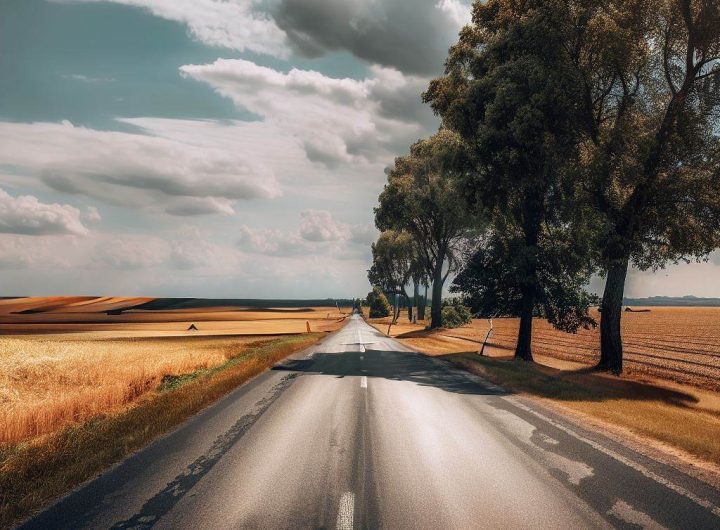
left=360, top=355, right=364, bottom=361
left=336, top=491, right=355, bottom=530
left=360, top=376, right=367, bottom=388
left=608, top=500, right=669, bottom=530
left=505, top=397, right=720, bottom=517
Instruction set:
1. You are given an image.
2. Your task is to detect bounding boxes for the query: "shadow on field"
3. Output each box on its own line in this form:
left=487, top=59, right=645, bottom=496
left=440, top=352, right=704, bottom=409
left=273, top=349, right=508, bottom=396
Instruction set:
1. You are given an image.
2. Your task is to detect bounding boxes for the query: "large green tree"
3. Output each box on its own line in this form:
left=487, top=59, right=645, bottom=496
left=367, top=230, right=416, bottom=323
left=375, top=130, right=475, bottom=329
left=424, top=0, right=592, bottom=360
left=563, top=0, right=720, bottom=372
left=452, top=229, right=597, bottom=333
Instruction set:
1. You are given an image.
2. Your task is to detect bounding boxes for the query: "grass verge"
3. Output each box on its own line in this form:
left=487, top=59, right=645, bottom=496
left=444, top=353, right=720, bottom=466
left=0, top=333, right=323, bottom=529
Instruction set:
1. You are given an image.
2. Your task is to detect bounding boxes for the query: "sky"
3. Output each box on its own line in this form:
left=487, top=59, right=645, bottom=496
left=0, top=0, right=718, bottom=299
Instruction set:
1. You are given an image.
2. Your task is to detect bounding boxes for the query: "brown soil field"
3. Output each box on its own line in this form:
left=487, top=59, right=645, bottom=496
left=370, top=307, right=720, bottom=392
left=0, top=297, right=348, bottom=336
left=0, top=297, right=348, bottom=446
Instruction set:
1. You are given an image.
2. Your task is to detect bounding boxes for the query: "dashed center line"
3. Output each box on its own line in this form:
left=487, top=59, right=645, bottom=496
left=336, top=491, right=355, bottom=530
left=360, top=376, right=367, bottom=388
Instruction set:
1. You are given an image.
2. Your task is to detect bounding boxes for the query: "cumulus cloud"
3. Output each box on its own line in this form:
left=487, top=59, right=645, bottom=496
left=237, top=225, right=312, bottom=257
left=0, top=188, right=89, bottom=236
left=299, top=209, right=349, bottom=242
left=0, top=120, right=281, bottom=216
left=82, top=206, right=102, bottom=224
left=180, top=59, right=433, bottom=167
left=436, top=0, right=472, bottom=27
left=274, top=0, right=469, bottom=75
left=68, top=0, right=289, bottom=57
left=237, top=210, right=374, bottom=260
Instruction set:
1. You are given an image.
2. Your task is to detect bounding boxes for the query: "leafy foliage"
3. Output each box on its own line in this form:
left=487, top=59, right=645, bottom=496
left=365, top=287, right=392, bottom=318
left=452, top=230, right=598, bottom=333
left=423, top=0, right=596, bottom=358
left=375, top=130, right=477, bottom=328
left=367, top=230, right=417, bottom=298
left=440, top=298, right=472, bottom=328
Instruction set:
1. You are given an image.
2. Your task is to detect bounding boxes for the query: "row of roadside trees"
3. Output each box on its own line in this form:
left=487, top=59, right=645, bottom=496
left=368, top=0, right=720, bottom=373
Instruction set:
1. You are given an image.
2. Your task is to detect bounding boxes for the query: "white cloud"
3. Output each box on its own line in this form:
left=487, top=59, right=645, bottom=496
left=436, top=0, right=472, bottom=27
left=0, top=188, right=89, bottom=236
left=180, top=59, right=431, bottom=167
left=299, top=209, right=349, bottom=242
left=82, top=206, right=102, bottom=224
left=0, top=120, right=281, bottom=216
left=66, top=0, right=289, bottom=58
left=62, top=74, right=116, bottom=83
left=237, top=210, right=373, bottom=261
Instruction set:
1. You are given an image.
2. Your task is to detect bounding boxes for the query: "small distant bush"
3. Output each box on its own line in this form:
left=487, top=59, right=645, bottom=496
left=366, top=287, right=392, bottom=318
left=441, top=298, right=472, bottom=328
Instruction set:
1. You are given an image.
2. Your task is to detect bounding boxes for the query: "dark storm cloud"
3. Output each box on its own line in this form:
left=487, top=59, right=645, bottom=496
left=274, top=0, right=468, bottom=75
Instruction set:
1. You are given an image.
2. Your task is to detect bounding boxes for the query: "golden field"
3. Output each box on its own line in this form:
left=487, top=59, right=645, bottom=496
left=372, top=307, right=720, bottom=391
left=0, top=297, right=348, bottom=446
left=0, top=333, right=323, bottom=528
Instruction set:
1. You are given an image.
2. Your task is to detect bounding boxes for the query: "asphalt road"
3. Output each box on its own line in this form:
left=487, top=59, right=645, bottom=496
left=20, top=315, right=720, bottom=529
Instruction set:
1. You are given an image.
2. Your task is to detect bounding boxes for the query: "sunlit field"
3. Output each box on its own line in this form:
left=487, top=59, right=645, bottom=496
left=0, top=298, right=348, bottom=445
left=372, top=307, right=720, bottom=391
left=0, top=335, right=260, bottom=445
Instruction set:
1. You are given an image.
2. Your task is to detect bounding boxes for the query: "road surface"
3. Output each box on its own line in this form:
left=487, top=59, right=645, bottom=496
left=21, top=315, right=720, bottom=529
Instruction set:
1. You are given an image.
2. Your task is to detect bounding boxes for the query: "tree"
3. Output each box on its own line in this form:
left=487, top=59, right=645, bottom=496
left=424, top=0, right=593, bottom=360
left=365, top=287, right=392, bottom=318
left=367, top=230, right=415, bottom=323
left=375, top=130, right=475, bottom=329
left=452, top=229, right=597, bottom=333
left=564, top=0, right=720, bottom=372
left=441, top=298, right=473, bottom=328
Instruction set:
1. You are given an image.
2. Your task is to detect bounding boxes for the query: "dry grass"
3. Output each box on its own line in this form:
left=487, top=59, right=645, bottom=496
left=371, top=307, right=720, bottom=391
left=0, top=334, right=323, bottom=529
left=447, top=354, right=720, bottom=467
left=0, top=335, right=267, bottom=445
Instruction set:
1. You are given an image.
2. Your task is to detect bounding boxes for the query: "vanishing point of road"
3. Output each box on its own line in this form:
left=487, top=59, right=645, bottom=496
left=20, top=315, right=720, bottom=529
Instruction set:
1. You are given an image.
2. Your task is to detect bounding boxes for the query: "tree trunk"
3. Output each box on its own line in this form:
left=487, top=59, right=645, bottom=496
left=430, top=259, right=444, bottom=329
left=598, top=256, right=629, bottom=374
left=411, top=280, right=419, bottom=322
left=514, top=284, right=535, bottom=361
left=515, top=200, right=541, bottom=362
left=419, top=284, right=427, bottom=321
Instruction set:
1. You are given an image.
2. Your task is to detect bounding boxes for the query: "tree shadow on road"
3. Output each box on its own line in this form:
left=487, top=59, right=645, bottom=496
left=272, top=349, right=508, bottom=396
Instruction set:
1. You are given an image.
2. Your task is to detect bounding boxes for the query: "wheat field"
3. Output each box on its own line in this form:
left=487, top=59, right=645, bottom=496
left=0, top=335, right=266, bottom=445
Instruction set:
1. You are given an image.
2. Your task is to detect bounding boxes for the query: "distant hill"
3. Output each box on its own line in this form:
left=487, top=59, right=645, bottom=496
left=623, top=296, right=720, bottom=307
left=130, top=298, right=356, bottom=311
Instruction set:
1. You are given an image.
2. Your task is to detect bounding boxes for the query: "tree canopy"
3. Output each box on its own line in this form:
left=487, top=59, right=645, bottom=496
left=375, top=130, right=476, bottom=328
left=423, top=0, right=594, bottom=360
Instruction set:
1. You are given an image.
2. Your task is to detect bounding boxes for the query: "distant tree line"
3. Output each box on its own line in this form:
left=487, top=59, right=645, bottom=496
left=368, top=0, right=720, bottom=372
